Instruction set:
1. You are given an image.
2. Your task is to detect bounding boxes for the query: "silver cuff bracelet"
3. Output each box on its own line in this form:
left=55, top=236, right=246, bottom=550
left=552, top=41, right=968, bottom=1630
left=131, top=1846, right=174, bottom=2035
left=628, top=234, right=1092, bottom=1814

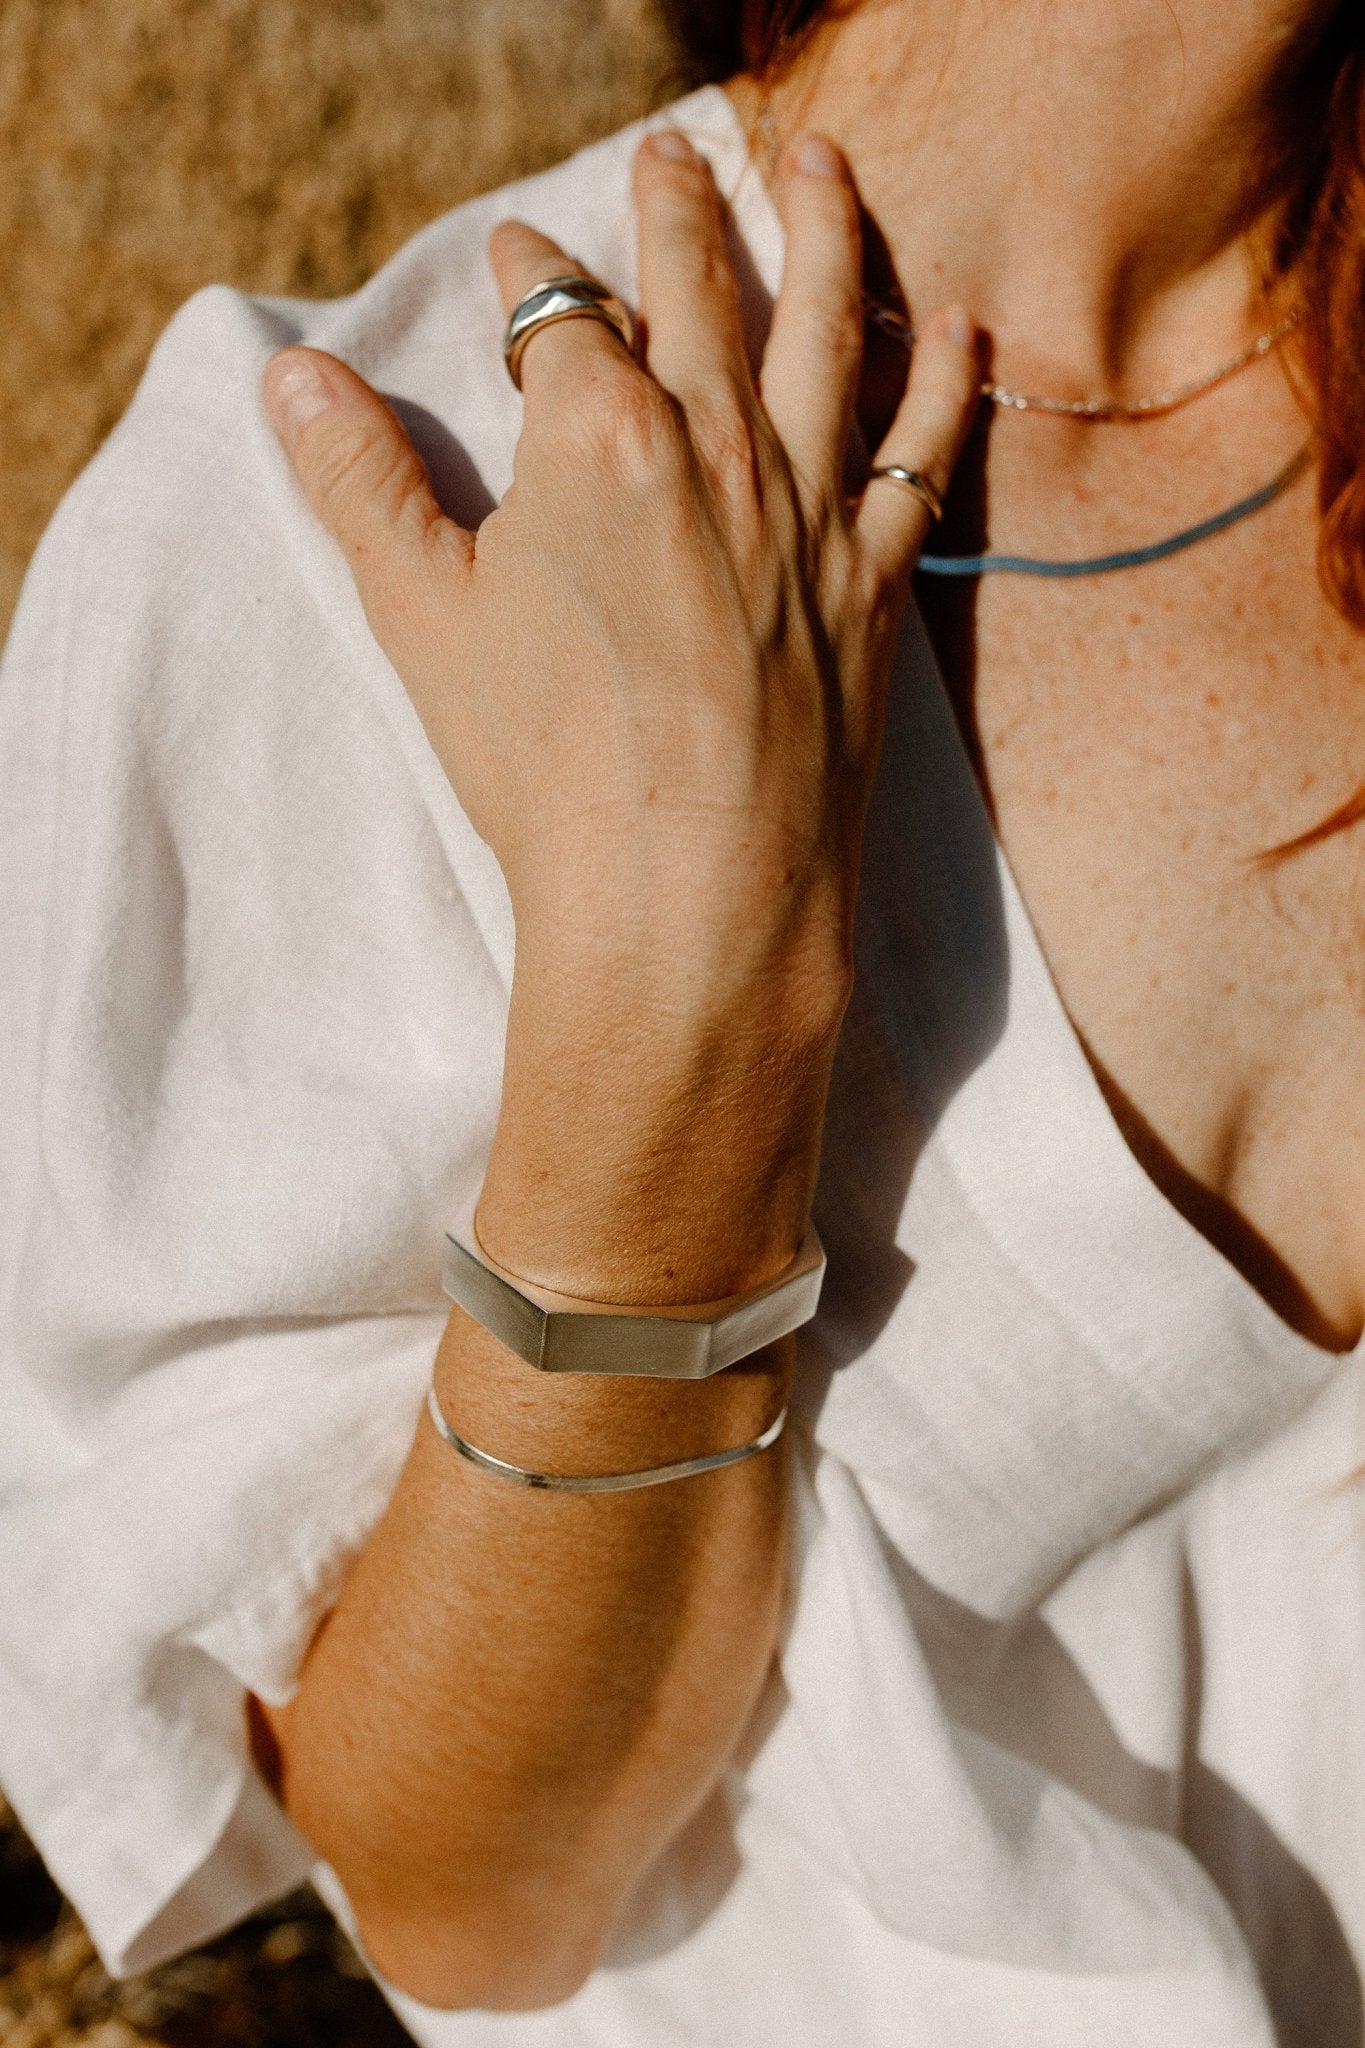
left=441, top=1194, right=826, bottom=1379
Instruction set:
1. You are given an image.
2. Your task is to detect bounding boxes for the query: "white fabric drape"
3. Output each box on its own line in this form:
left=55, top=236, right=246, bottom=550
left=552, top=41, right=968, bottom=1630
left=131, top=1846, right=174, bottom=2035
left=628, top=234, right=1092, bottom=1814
left=2, top=86, right=1360, bottom=2046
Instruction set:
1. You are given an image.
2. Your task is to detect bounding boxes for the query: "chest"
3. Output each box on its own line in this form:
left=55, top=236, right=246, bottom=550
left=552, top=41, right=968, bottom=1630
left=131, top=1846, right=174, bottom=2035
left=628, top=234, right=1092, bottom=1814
left=916, top=479, right=1365, bottom=1344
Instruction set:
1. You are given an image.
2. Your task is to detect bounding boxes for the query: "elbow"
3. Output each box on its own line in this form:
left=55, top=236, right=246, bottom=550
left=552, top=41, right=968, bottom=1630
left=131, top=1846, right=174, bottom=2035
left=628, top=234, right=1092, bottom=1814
left=252, top=1695, right=611, bottom=2010
left=353, top=1898, right=609, bottom=2014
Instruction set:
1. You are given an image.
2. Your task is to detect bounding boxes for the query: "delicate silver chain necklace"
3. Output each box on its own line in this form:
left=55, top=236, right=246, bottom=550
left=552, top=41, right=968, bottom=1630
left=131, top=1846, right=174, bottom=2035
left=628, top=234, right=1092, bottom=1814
left=753, top=104, right=1299, bottom=421
left=863, top=297, right=1301, bottom=419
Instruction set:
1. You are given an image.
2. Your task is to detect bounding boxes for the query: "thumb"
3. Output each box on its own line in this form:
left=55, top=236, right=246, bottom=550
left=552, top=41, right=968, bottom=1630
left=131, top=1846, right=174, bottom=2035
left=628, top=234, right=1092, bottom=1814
left=262, top=347, right=473, bottom=654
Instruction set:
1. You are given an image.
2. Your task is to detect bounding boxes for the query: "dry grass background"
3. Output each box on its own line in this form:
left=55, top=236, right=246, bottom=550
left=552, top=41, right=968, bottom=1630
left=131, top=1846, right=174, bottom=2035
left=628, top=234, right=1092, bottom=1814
left=0, top=0, right=693, bottom=631
left=0, top=2, right=694, bottom=2038
left=0, top=1792, right=413, bottom=2048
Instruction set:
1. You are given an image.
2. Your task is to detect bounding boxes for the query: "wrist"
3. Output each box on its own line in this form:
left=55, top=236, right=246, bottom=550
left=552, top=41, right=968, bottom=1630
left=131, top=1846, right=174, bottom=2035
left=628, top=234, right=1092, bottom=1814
left=479, top=945, right=846, bottom=1304
left=506, top=836, right=857, bottom=1045
left=430, top=1317, right=794, bottom=1485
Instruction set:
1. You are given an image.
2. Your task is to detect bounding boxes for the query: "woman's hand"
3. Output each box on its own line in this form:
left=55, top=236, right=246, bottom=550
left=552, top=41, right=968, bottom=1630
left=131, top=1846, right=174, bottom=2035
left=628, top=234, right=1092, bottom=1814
left=263, top=127, right=977, bottom=1298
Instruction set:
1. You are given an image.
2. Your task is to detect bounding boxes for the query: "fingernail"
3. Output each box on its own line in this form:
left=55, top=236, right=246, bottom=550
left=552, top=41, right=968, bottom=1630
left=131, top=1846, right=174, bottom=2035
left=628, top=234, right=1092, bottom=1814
left=265, top=353, right=332, bottom=448
left=946, top=305, right=974, bottom=348
left=649, top=129, right=697, bottom=164
left=790, top=131, right=841, bottom=179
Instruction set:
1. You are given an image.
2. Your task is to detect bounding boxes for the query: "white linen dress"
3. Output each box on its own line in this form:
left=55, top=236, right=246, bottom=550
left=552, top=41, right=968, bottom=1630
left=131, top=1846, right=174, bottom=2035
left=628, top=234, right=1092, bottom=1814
left=2, top=84, right=1362, bottom=2048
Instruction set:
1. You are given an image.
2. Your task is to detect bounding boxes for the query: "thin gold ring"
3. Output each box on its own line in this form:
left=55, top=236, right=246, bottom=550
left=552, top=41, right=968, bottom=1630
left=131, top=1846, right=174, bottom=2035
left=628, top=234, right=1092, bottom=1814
left=867, top=466, right=944, bottom=523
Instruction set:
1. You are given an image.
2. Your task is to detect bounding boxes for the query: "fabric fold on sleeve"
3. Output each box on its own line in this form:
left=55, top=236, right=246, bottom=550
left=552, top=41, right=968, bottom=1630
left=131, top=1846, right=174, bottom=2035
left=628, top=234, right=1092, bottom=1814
left=0, top=251, right=511, bottom=1972
left=0, top=1318, right=440, bottom=1974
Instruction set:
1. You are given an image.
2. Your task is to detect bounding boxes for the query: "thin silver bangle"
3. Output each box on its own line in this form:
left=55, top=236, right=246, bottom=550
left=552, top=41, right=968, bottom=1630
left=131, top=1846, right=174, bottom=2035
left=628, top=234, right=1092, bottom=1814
left=426, top=1385, right=788, bottom=1494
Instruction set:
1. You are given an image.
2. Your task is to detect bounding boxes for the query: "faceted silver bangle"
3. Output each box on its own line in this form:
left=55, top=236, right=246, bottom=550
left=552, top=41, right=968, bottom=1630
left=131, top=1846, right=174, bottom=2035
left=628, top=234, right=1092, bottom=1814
left=441, top=1193, right=825, bottom=1379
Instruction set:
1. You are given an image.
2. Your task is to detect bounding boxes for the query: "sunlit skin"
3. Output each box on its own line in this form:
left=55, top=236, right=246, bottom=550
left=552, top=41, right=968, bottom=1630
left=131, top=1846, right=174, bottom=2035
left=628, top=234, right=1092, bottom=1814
left=253, top=0, right=1360, bottom=2014
left=735, top=0, right=1365, bottom=1346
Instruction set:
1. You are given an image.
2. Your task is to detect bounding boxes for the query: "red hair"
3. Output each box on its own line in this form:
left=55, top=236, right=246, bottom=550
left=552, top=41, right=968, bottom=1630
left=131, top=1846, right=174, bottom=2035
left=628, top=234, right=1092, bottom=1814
left=1292, top=32, right=1365, bottom=631
left=679, top=2, right=1365, bottom=635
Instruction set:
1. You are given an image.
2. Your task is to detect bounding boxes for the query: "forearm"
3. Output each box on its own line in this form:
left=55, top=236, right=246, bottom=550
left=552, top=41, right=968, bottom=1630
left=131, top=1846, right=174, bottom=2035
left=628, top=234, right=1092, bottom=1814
left=263, top=983, right=835, bottom=2012
left=271, top=1319, right=790, bottom=2010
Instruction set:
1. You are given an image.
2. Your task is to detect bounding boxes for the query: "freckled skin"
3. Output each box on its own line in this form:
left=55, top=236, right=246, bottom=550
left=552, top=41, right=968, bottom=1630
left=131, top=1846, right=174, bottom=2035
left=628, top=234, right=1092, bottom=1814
left=922, top=420, right=1365, bottom=1346
left=744, top=0, right=1365, bottom=1341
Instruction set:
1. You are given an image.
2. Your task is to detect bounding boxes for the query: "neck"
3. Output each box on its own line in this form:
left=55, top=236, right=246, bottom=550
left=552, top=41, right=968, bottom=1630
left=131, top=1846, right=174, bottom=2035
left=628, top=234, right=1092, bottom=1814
left=731, top=0, right=1333, bottom=400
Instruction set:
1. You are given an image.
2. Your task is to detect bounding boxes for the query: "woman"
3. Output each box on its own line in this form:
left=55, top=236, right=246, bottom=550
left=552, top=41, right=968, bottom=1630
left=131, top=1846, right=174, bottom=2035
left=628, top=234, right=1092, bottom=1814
left=2, top=0, right=1363, bottom=2041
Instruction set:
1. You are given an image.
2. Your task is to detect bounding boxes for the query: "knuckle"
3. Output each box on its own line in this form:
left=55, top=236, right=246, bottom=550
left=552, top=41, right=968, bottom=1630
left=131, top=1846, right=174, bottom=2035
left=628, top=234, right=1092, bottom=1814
left=642, top=142, right=715, bottom=205
left=800, top=297, right=863, bottom=375
left=566, top=366, right=682, bottom=480
left=652, top=154, right=711, bottom=203
left=805, top=474, right=847, bottom=541
left=644, top=216, right=739, bottom=325
left=686, top=235, right=739, bottom=307
left=847, top=548, right=888, bottom=618
left=311, top=420, right=423, bottom=531
left=695, top=392, right=762, bottom=507
left=782, top=444, right=842, bottom=539
left=640, top=173, right=736, bottom=292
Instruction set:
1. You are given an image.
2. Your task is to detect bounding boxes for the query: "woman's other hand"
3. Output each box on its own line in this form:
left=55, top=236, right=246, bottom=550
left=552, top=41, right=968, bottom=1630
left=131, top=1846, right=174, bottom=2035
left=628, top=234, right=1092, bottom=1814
left=262, top=128, right=977, bottom=1299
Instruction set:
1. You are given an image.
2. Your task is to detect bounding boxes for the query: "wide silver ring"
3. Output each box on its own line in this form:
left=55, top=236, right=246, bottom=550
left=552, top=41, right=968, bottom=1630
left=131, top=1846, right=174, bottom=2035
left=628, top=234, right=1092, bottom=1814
left=867, top=465, right=945, bottom=523
left=503, top=274, right=635, bottom=391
